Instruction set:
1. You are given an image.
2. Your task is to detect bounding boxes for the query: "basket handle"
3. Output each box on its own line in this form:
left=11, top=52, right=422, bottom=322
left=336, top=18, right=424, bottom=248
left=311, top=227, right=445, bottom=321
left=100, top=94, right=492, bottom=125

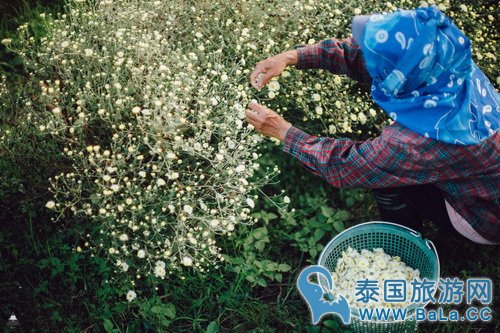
left=426, top=239, right=440, bottom=265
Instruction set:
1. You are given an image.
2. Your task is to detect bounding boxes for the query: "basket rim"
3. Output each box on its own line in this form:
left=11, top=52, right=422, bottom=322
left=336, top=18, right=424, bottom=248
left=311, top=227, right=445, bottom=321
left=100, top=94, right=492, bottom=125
left=317, top=221, right=441, bottom=323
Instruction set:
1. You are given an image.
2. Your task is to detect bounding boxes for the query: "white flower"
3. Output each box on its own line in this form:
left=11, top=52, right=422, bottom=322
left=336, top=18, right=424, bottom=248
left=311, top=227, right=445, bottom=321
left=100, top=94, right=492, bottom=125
left=332, top=247, right=420, bottom=309
left=268, top=80, right=280, bottom=91
left=181, top=256, right=193, bottom=266
left=358, top=113, right=367, bottom=125
left=45, top=200, right=56, bottom=209
left=121, top=262, right=129, bottom=272
left=137, top=249, right=146, bottom=258
left=1, top=38, right=12, bottom=46
left=312, top=93, right=321, bottom=102
left=157, top=178, right=166, bottom=186
left=154, top=265, right=166, bottom=278
left=84, top=49, right=93, bottom=57
left=355, top=256, right=369, bottom=269
left=159, top=64, right=168, bottom=72
left=283, top=196, right=291, bottom=204
left=235, top=164, right=245, bottom=172
left=183, top=204, right=193, bottom=215
left=126, top=290, right=137, bottom=302
left=246, top=198, right=255, bottom=208
left=119, top=234, right=129, bottom=241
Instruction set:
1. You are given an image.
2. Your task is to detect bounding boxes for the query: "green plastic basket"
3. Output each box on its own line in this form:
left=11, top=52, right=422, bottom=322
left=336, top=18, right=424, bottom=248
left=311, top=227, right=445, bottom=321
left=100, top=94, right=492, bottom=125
left=317, top=221, right=440, bottom=333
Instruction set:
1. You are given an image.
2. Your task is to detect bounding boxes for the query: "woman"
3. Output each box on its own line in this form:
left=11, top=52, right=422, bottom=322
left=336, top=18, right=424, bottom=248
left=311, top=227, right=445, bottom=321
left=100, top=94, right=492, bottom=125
left=245, top=6, right=499, bottom=244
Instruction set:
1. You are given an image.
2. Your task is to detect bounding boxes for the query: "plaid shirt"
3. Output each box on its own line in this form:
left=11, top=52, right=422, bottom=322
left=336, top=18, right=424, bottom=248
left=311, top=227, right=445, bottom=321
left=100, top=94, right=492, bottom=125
left=285, top=37, right=500, bottom=242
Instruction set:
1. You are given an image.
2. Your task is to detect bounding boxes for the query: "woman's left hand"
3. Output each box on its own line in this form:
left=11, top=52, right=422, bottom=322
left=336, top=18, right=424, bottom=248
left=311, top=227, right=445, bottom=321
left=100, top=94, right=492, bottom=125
left=245, top=101, right=292, bottom=141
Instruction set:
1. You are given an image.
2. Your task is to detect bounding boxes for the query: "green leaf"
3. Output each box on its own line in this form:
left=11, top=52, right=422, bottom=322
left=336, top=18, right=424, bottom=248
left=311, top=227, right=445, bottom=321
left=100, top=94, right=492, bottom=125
left=164, top=304, right=176, bottom=318
left=266, top=262, right=277, bottom=271
left=321, top=206, right=334, bottom=217
left=334, top=210, right=350, bottom=221
left=305, top=325, right=321, bottom=333
left=253, top=227, right=267, bottom=240
left=333, top=221, right=345, bottom=232
left=323, top=319, right=339, bottom=329
left=278, top=263, right=291, bottom=272
left=151, top=303, right=176, bottom=319
left=257, top=278, right=267, bottom=287
left=206, top=321, right=218, bottom=333
left=103, top=319, right=113, bottom=332
left=246, top=275, right=256, bottom=283
left=254, top=240, right=265, bottom=252
left=151, top=306, right=162, bottom=314
left=313, top=229, right=325, bottom=241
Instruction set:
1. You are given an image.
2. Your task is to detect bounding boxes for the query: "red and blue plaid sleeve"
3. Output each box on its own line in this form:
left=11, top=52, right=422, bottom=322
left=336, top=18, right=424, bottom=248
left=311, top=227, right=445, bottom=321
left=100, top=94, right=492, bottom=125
left=296, top=37, right=371, bottom=84
left=282, top=124, right=500, bottom=241
left=282, top=124, right=500, bottom=189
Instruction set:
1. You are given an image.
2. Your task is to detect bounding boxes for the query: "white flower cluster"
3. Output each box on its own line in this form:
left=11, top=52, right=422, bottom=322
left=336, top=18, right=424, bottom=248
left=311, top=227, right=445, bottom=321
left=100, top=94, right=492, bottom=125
left=331, top=247, right=421, bottom=309
left=15, top=0, right=284, bottom=286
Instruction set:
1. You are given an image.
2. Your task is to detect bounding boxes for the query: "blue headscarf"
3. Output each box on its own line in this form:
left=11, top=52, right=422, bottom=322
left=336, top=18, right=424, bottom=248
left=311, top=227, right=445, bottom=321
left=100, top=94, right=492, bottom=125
left=357, top=6, right=499, bottom=145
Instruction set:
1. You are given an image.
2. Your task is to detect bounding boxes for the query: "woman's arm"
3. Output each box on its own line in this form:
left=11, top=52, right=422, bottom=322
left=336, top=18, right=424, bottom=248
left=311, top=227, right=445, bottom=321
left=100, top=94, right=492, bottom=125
left=295, top=37, right=371, bottom=84
left=250, top=37, right=371, bottom=89
left=245, top=102, right=499, bottom=190
left=282, top=123, right=498, bottom=189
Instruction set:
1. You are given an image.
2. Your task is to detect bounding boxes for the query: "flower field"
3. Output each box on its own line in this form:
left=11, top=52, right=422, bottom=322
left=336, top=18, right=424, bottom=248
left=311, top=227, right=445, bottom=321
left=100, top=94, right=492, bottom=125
left=0, top=0, right=498, bottom=332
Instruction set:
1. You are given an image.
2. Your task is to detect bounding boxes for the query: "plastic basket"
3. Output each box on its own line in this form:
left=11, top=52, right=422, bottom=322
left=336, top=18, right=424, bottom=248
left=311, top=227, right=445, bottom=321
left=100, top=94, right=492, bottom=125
left=317, top=221, right=440, bottom=333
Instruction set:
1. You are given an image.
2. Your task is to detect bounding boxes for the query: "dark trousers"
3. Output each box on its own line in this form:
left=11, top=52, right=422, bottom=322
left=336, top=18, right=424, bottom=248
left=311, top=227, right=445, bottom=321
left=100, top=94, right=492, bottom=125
left=373, top=184, right=461, bottom=237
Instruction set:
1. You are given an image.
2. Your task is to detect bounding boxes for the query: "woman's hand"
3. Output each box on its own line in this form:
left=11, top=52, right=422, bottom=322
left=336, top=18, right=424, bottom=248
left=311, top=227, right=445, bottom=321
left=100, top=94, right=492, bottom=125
left=245, top=101, right=292, bottom=141
left=249, top=50, right=298, bottom=90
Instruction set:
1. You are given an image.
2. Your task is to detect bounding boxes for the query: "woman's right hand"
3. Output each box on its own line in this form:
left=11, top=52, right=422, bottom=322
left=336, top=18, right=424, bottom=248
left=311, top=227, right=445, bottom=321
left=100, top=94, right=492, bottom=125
left=249, top=50, right=298, bottom=90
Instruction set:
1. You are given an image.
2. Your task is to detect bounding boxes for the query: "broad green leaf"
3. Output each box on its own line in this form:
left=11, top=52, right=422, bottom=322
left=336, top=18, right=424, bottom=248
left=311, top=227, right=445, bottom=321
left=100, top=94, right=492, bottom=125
left=334, top=221, right=345, bottom=232
left=334, top=210, right=350, bottom=221
left=314, top=229, right=325, bottom=241
left=321, top=206, right=334, bottom=217
left=255, top=240, right=265, bottom=252
left=323, top=319, right=339, bottom=329
left=163, top=303, right=176, bottom=319
left=206, top=321, right=219, bottom=333
left=278, top=263, right=291, bottom=272
left=103, top=319, right=113, bottom=332
left=257, top=278, right=267, bottom=287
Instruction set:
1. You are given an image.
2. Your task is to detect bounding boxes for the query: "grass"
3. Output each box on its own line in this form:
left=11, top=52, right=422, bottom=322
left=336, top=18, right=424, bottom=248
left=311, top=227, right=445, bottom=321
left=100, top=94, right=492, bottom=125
left=0, top=1, right=498, bottom=332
